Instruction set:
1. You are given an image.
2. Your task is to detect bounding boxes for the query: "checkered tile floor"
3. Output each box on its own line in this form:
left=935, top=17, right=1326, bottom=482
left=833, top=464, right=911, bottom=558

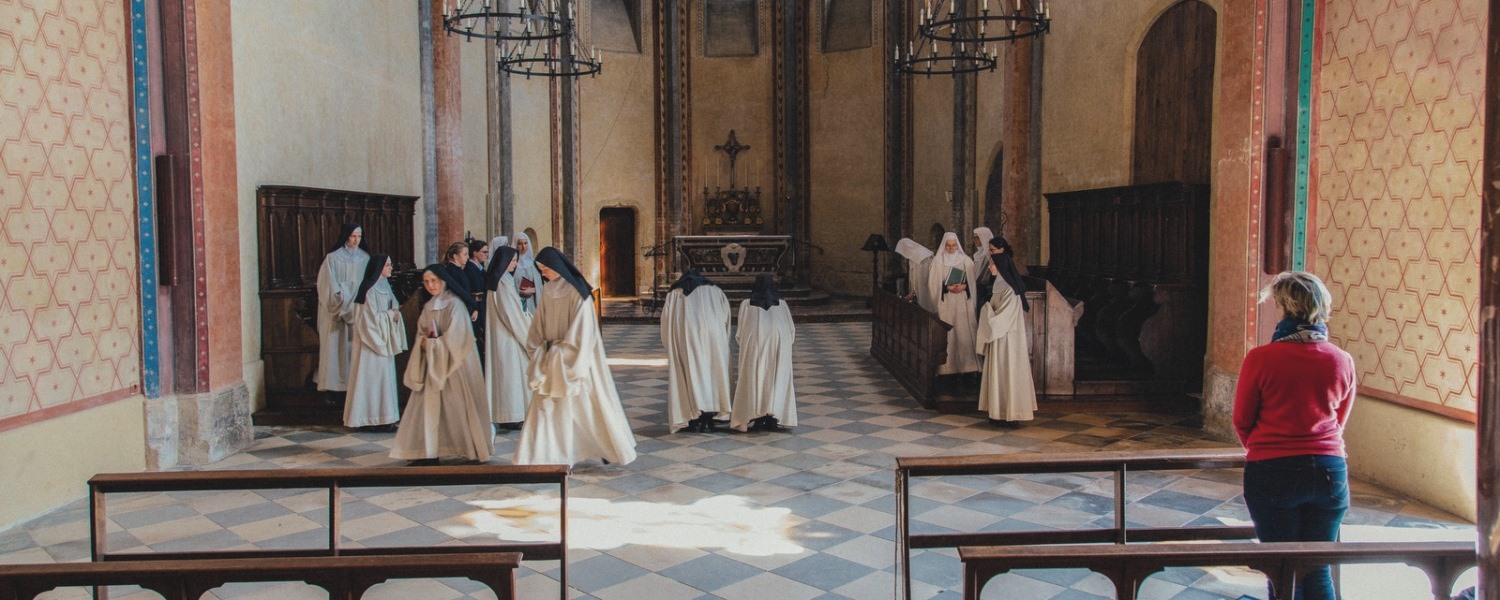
left=0, top=323, right=1473, bottom=599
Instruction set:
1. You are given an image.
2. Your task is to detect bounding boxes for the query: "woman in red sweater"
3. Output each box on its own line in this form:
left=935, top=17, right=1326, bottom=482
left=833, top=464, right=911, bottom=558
left=1234, top=271, right=1356, bottom=600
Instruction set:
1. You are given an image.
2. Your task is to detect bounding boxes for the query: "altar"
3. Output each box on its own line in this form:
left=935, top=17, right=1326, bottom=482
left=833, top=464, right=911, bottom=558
left=674, top=235, right=792, bottom=288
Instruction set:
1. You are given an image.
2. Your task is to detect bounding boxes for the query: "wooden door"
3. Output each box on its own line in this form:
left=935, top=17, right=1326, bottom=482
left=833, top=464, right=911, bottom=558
left=599, top=207, right=637, bottom=297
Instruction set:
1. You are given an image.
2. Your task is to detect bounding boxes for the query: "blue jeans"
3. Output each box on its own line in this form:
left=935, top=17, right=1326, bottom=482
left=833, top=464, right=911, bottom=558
left=1243, top=455, right=1350, bottom=600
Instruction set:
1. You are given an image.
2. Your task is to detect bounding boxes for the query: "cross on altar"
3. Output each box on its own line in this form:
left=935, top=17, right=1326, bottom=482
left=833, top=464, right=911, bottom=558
left=714, top=130, right=751, bottom=188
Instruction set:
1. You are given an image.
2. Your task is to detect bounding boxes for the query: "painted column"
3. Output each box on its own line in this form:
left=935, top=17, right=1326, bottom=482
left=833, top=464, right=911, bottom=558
left=430, top=0, right=466, bottom=249
left=950, top=2, right=976, bottom=242
left=1477, top=0, right=1500, bottom=592
left=654, top=0, right=691, bottom=277
left=1000, top=28, right=1040, bottom=267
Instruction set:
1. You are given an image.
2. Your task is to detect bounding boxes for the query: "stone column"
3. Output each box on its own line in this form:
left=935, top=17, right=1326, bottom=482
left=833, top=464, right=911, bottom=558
left=1477, top=0, right=1500, bottom=592
left=1000, top=30, right=1040, bottom=267
left=884, top=0, right=914, bottom=283
left=430, top=0, right=465, bottom=248
left=655, top=0, right=691, bottom=277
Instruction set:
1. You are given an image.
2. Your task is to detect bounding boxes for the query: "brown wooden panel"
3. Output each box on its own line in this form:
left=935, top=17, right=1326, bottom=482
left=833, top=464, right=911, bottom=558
left=1132, top=0, right=1216, bottom=185
left=870, top=291, right=952, bottom=408
left=599, top=207, right=637, bottom=297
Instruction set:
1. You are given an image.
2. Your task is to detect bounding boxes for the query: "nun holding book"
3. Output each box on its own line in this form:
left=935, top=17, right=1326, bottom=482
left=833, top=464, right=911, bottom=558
left=924, top=233, right=980, bottom=377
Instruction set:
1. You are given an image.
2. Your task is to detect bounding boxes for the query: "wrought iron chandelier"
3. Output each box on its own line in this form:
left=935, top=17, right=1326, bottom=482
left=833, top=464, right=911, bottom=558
left=441, top=0, right=603, bottom=78
left=894, top=0, right=1051, bottom=76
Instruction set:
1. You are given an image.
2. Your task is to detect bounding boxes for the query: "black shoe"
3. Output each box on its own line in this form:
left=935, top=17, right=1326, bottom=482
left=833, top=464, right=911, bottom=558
left=759, top=416, right=788, bottom=432
left=407, top=458, right=441, bottom=467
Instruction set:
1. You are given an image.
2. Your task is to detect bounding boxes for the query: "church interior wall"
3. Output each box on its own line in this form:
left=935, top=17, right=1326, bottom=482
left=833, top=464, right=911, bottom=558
left=200, top=0, right=243, bottom=394
left=910, top=75, right=954, bottom=250
left=510, top=78, right=556, bottom=247
left=229, top=0, right=425, bottom=410
left=807, top=3, right=885, bottom=294
left=0, top=0, right=148, bottom=529
left=1308, top=0, right=1483, bottom=521
left=459, top=36, right=491, bottom=242
left=973, top=68, right=1004, bottom=232
left=576, top=10, right=658, bottom=294
left=688, top=2, right=774, bottom=238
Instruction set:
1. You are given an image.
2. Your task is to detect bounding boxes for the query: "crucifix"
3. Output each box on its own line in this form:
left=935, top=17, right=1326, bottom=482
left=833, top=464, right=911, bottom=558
left=714, top=130, right=751, bottom=189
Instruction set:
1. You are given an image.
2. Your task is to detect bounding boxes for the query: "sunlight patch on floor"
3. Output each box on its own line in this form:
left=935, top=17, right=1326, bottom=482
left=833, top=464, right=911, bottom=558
left=439, top=494, right=803, bottom=556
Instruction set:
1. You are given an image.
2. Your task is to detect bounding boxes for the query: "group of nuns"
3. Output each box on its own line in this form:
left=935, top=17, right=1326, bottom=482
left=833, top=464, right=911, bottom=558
left=315, top=223, right=637, bottom=467
left=893, top=227, right=1037, bottom=427
left=660, top=271, right=797, bottom=434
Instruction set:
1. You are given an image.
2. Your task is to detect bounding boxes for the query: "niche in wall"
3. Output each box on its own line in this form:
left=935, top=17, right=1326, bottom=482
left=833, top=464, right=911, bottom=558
left=593, top=0, right=643, bottom=53
left=821, top=0, right=873, bottom=52
left=705, top=0, right=760, bottom=57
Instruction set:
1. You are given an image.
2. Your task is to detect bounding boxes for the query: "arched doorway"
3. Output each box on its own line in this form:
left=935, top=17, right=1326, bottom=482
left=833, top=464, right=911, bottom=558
left=599, top=207, right=637, bottom=298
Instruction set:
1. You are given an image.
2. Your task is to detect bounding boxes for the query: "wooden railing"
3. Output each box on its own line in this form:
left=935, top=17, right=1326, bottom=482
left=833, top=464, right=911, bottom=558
left=960, top=541, right=1475, bottom=600
left=871, top=290, right=952, bottom=408
left=894, top=448, right=1253, bottom=599
left=0, top=552, right=520, bottom=600
left=89, top=465, right=569, bottom=599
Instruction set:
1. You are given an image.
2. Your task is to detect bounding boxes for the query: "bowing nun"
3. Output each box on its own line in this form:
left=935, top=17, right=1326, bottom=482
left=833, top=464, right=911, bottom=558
left=343, top=254, right=408, bottom=431
left=390, top=264, right=494, bottom=465
left=661, top=270, right=733, bottom=433
left=511, top=231, right=541, bottom=313
left=315, top=223, right=370, bottom=393
left=730, top=275, right=797, bottom=432
left=893, top=237, right=934, bottom=304
left=971, top=227, right=997, bottom=317
left=484, top=245, right=533, bottom=431
left=926, top=232, right=981, bottom=376
left=975, top=236, right=1036, bottom=427
left=514, top=247, right=638, bottom=466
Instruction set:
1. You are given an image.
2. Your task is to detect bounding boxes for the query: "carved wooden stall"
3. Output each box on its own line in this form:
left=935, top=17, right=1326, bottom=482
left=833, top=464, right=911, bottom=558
left=256, top=186, right=419, bottom=425
left=1039, top=182, right=1210, bottom=395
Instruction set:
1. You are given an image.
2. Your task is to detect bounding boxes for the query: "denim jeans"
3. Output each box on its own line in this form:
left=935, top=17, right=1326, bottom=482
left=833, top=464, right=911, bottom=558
left=1243, top=454, right=1349, bottom=600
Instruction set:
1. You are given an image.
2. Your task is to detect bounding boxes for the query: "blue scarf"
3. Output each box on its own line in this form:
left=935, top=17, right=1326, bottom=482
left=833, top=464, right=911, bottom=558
left=1272, top=318, right=1328, bottom=343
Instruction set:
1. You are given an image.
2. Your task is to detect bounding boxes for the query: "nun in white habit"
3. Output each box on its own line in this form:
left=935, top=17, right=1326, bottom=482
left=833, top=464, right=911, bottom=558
left=971, top=227, right=997, bottom=316
left=315, top=223, right=370, bottom=392
left=484, top=246, right=533, bottom=430
left=514, top=247, right=638, bottom=466
left=893, top=237, right=934, bottom=305
left=343, top=254, right=408, bottom=430
left=925, top=232, right=981, bottom=375
left=511, top=231, right=541, bottom=313
left=661, top=270, right=733, bottom=433
left=975, top=236, right=1036, bottom=426
left=390, top=264, right=494, bottom=465
left=729, top=275, right=797, bottom=433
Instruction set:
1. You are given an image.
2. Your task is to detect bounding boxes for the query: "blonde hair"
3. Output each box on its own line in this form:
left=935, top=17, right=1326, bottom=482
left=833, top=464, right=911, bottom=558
left=1260, top=271, right=1333, bottom=324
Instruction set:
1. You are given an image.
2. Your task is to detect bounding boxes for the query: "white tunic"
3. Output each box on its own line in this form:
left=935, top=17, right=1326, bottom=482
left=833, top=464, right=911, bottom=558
left=314, top=247, right=369, bottom=391
left=729, top=300, right=797, bottom=432
left=512, top=232, right=541, bottom=313
left=343, top=282, right=408, bottom=427
left=976, top=280, right=1037, bottom=421
left=486, top=274, right=533, bottom=424
left=390, top=292, right=494, bottom=461
left=661, top=286, right=733, bottom=432
left=925, top=248, right=980, bottom=375
left=514, top=280, right=639, bottom=465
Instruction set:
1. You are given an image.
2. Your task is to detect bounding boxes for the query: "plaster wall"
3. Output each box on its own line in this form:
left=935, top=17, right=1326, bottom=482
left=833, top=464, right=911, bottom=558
left=808, top=18, right=885, bottom=294
left=688, top=7, right=775, bottom=234
left=910, top=76, right=954, bottom=249
left=231, top=1, right=425, bottom=409
left=0, top=398, right=146, bottom=529
left=974, top=68, right=1004, bottom=231
left=1343, top=396, right=1475, bottom=521
left=460, top=37, right=491, bottom=241
left=511, top=77, right=556, bottom=247
left=577, top=43, right=658, bottom=293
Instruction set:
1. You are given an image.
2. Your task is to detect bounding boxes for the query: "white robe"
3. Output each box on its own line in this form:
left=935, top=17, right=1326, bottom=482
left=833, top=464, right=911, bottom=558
left=486, top=274, right=533, bottom=424
left=976, top=280, right=1037, bottom=421
left=729, top=300, right=797, bottom=432
left=390, top=292, right=494, bottom=461
left=512, top=233, right=541, bottom=313
left=514, top=280, right=639, bottom=466
left=894, top=238, right=933, bottom=301
left=343, top=282, right=408, bottom=427
left=314, top=247, right=369, bottom=391
left=926, top=251, right=980, bottom=375
left=661, top=286, right=733, bottom=433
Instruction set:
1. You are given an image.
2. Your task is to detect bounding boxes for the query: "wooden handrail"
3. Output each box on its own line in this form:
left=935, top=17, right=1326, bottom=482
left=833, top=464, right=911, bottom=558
left=0, top=551, right=520, bottom=600
left=960, top=541, right=1476, bottom=600
left=894, top=448, right=1250, bottom=599
left=88, top=465, right=569, bottom=600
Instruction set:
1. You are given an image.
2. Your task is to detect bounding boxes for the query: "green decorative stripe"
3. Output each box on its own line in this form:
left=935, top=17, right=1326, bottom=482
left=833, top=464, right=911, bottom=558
left=1292, top=0, right=1316, bottom=270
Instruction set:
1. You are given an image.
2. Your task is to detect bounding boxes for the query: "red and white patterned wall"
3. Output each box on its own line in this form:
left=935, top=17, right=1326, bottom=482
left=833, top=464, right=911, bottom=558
left=0, top=0, right=140, bottom=427
left=1312, top=0, right=1484, bottom=416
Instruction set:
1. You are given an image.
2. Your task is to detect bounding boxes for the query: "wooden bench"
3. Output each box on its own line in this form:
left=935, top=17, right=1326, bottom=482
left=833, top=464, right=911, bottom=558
left=89, top=465, right=568, bottom=598
left=895, top=448, right=1252, bottom=599
left=959, top=541, right=1476, bottom=600
left=0, top=551, right=520, bottom=600
left=871, top=290, right=951, bottom=408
